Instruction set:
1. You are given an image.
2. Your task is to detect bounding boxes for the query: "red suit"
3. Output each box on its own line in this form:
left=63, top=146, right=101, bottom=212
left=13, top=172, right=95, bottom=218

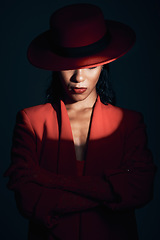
left=6, top=96, right=155, bottom=240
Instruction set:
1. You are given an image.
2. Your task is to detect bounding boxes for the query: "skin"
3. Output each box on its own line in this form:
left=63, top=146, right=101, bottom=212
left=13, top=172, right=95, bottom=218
left=59, top=66, right=103, bottom=161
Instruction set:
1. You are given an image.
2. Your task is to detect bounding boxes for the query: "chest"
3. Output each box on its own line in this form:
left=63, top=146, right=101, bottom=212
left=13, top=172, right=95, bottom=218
left=67, top=108, right=93, bottom=161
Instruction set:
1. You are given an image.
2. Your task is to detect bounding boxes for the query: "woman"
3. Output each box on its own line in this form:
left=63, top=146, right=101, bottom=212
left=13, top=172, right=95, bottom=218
left=5, top=3, right=155, bottom=240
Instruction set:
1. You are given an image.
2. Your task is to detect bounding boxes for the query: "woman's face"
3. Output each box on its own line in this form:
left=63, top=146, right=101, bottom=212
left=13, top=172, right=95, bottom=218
left=59, top=66, right=102, bottom=104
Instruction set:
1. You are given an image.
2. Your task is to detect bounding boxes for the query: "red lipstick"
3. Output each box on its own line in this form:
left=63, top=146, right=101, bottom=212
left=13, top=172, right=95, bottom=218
left=71, top=87, right=87, bottom=94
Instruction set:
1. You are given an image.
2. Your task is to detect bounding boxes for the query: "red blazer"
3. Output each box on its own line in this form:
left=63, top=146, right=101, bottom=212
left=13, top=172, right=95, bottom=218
left=6, top=96, right=155, bottom=240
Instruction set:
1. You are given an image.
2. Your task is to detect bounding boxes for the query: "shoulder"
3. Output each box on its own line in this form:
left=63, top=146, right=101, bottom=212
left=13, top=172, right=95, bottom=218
left=16, top=103, right=57, bottom=125
left=23, top=103, right=53, bottom=114
left=21, top=103, right=54, bottom=117
left=14, top=103, right=59, bottom=137
left=102, top=103, right=143, bottom=122
left=101, top=103, right=145, bottom=133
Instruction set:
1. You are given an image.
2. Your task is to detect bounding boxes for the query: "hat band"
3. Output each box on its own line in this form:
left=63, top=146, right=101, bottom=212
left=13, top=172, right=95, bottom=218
left=51, top=32, right=110, bottom=58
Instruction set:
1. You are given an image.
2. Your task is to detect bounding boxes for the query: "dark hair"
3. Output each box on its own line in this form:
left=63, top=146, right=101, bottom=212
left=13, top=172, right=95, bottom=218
left=46, top=64, right=115, bottom=105
left=96, top=64, right=115, bottom=105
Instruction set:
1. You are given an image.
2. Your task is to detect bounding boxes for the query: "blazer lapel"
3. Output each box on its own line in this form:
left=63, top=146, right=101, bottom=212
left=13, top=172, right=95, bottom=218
left=84, top=96, right=123, bottom=175
left=84, top=96, right=106, bottom=175
left=58, top=100, right=77, bottom=175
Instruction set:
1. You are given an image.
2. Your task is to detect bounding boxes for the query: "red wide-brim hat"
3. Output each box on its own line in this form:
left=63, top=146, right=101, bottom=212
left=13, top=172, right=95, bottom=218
left=27, top=3, right=136, bottom=71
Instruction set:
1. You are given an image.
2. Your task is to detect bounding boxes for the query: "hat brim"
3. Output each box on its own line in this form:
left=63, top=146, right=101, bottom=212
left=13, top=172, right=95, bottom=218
left=27, top=20, right=136, bottom=71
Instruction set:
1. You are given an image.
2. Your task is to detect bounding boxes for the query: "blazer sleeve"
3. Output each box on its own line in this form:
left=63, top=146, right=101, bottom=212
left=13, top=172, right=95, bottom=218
left=103, top=112, right=156, bottom=210
left=19, top=111, right=156, bottom=211
left=5, top=110, right=99, bottom=229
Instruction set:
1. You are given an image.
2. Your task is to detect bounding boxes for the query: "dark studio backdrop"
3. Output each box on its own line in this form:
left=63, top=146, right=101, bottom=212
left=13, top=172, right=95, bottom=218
left=1, top=0, right=160, bottom=239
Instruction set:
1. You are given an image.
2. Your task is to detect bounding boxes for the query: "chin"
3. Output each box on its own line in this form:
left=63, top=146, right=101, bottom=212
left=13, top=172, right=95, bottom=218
left=72, top=95, right=87, bottom=101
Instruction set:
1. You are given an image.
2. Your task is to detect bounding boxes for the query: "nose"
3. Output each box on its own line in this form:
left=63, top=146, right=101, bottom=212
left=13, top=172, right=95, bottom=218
left=74, top=69, right=85, bottom=83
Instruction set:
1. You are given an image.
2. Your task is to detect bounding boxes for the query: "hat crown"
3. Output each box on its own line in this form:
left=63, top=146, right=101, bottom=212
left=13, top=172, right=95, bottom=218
left=50, top=4, right=107, bottom=48
left=28, top=3, right=136, bottom=71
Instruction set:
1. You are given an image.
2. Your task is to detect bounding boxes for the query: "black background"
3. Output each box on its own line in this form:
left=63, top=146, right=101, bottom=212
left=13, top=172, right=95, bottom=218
left=1, top=0, right=160, bottom=239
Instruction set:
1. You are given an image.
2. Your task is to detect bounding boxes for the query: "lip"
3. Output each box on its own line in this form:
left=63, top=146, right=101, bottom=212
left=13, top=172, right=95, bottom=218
left=71, top=87, right=87, bottom=94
